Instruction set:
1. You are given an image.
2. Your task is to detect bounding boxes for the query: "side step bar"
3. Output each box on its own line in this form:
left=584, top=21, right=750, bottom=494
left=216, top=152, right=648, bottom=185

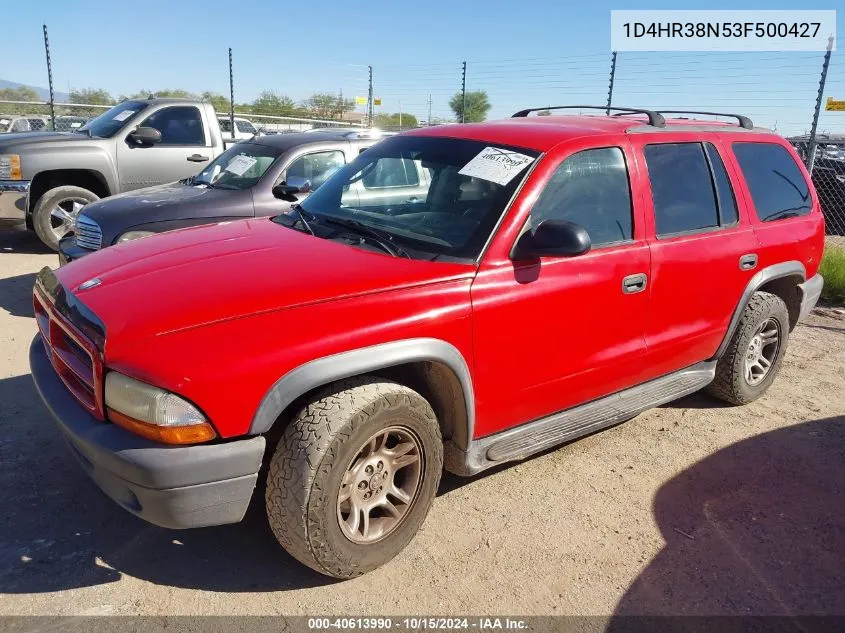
left=445, top=361, right=716, bottom=476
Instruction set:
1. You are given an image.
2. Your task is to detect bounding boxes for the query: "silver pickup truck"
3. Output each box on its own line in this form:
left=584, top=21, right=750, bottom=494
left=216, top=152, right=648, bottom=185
left=0, top=98, right=233, bottom=249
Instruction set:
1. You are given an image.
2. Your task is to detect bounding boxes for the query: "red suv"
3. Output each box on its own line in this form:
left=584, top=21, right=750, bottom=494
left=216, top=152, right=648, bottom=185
left=30, top=106, right=825, bottom=579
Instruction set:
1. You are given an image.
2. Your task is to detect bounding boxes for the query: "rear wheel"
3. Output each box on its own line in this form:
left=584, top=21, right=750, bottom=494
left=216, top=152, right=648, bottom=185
left=708, top=291, right=790, bottom=405
left=265, top=377, right=442, bottom=578
left=32, top=185, right=99, bottom=251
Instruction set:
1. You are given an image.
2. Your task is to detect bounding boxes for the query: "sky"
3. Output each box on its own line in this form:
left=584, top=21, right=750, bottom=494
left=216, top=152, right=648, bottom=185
left=5, top=0, right=844, bottom=135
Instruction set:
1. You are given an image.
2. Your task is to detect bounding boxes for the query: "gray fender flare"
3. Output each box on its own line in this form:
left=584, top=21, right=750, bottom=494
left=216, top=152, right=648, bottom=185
left=249, top=338, right=475, bottom=448
left=712, top=260, right=806, bottom=360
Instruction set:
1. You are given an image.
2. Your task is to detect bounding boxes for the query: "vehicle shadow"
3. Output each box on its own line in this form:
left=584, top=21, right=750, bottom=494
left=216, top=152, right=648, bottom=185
left=607, top=415, right=845, bottom=620
left=0, top=271, right=38, bottom=318
left=0, top=224, right=53, bottom=255
left=0, top=373, right=335, bottom=594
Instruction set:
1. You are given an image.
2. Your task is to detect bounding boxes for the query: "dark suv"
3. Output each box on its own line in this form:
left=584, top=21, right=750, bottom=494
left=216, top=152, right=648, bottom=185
left=31, top=106, right=824, bottom=580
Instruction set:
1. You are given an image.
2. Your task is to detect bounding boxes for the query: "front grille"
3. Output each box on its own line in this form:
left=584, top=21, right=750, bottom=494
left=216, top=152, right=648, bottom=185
left=75, top=215, right=102, bottom=251
left=34, top=289, right=105, bottom=420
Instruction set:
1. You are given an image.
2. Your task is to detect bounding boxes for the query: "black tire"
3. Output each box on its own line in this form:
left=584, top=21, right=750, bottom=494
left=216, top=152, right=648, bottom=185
left=707, top=291, right=790, bottom=405
left=32, top=185, right=99, bottom=251
left=265, top=377, right=443, bottom=578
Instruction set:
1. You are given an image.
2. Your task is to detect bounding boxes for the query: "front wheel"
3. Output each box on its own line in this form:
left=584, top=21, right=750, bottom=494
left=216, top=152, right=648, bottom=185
left=32, top=185, right=99, bottom=251
left=707, top=291, right=790, bottom=405
left=265, top=377, right=443, bottom=578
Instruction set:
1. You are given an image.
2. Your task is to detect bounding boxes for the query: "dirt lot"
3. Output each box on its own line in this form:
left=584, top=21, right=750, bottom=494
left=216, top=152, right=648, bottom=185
left=0, top=224, right=843, bottom=617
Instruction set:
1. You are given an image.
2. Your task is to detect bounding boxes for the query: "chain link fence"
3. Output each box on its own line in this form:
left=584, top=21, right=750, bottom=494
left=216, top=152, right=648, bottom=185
left=0, top=101, right=358, bottom=135
left=0, top=100, right=110, bottom=132
left=790, top=135, right=845, bottom=236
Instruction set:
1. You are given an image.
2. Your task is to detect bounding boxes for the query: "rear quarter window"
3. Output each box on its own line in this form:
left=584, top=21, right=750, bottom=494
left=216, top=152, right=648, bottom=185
left=732, top=142, right=812, bottom=222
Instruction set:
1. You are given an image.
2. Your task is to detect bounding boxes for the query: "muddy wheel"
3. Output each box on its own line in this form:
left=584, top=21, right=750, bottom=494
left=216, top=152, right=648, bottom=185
left=265, top=377, right=442, bottom=578
left=708, top=291, right=790, bottom=405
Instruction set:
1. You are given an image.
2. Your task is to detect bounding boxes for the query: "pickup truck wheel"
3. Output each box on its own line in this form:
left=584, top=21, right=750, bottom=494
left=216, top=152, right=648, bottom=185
left=265, top=377, right=442, bottom=578
left=32, top=186, right=99, bottom=251
left=708, top=291, right=790, bottom=405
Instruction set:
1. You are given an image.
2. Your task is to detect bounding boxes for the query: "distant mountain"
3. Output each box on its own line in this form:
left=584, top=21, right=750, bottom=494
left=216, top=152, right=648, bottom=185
left=0, top=79, right=70, bottom=102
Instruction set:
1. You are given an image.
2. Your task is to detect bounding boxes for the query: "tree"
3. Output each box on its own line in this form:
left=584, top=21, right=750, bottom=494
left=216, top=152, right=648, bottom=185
left=0, top=86, right=39, bottom=102
left=374, top=112, right=419, bottom=129
left=251, top=90, right=296, bottom=115
left=301, top=93, right=355, bottom=120
left=536, top=109, right=552, bottom=116
left=69, top=87, right=114, bottom=105
left=0, top=86, right=41, bottom=114
left=449, top=90, right=491, bottom=123
left=201, top=91, right=231, bottom=113
left=130, top=88, right=199, bottom=99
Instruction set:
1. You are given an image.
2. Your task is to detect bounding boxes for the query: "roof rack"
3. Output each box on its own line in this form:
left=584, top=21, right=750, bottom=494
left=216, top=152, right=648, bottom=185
left=511, top=105, right=665, bottom=128
left=657, top=110, right=754, bottom=130
left=613, top=109, right=753, bottom=130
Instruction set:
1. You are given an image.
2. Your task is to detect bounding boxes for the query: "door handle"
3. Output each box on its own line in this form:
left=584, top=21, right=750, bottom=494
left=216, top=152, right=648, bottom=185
left=187, top=154, right=210, bottom=162
left=739, top=254, right=758, bottom=271
left=622, top=273, right=648, bottom=294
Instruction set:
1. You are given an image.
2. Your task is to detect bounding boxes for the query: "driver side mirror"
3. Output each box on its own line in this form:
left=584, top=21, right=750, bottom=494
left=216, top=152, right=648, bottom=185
left=510, top=219, right=591, bottom=260
left=272, top=176, right=312, bottom=200
left=128, top=126, right=162, bottom=146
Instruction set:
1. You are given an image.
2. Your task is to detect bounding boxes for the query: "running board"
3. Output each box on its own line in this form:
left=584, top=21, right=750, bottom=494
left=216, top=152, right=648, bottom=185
left=445, top=361, right=716, bottom=476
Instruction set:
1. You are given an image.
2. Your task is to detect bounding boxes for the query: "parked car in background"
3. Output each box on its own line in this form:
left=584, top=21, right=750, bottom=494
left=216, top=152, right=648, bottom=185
left=30, top=107, right=824, bottom=579
left=0, top=98, right=237, bottom=249
left=58, top=132, right=377, bottom=263
left=219, top=116, right=260, bottom=140
left=0, top=115, right=49, bottom=133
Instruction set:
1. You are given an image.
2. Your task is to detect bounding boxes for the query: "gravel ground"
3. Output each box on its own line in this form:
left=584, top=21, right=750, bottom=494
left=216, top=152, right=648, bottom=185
left=0, top=224, right=843, bottom=617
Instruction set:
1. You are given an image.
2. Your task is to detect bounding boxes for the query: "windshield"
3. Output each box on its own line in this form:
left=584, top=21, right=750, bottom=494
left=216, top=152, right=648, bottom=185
left=193, top=142, right=283, bottom=190
left=78, top=100, right=147, bottom=138
left=296, top=135, right=539, bottom=260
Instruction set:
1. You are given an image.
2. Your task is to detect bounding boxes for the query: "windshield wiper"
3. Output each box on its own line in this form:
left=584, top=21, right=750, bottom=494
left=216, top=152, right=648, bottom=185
left=290, top=204, right=315, bottom=235
left=316, top=215, right=409, bottom=258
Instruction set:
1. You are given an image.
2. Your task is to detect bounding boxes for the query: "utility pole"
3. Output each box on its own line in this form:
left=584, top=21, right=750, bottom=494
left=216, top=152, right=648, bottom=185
left=428, top=94, right=432, bottom=126
left=367, top=65, right=374, bottom=128
left=399, top=100, right=402, bottom=131
left=43, top=25, right=56, bottom=131
left=606, top=51, right=617, bottom=116
left=461, top=61, right=467, bottom=123
left=807, top=35, right=834, bottom=172
left=228, top=48, right=235, bottom=139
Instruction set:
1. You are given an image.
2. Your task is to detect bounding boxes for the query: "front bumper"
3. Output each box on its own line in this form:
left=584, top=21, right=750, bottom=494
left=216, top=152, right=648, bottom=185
left=0, top=180, right=29, bottom=221
left=30, top=335, right=266, bottom=528
left=798, top=274, right=824, bottom=322
left=58, top=236, right=94, bottom=265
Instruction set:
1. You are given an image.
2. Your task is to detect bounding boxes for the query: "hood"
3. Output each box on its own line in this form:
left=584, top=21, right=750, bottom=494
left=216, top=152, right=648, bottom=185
left=55, top=217, right=475, bottom=351
left=0, top=131, right=95, bottom=149
left=83, top=182, right=254, bottom=235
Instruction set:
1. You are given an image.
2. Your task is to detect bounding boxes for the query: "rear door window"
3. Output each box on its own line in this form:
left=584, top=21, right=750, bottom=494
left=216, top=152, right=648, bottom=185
left=645, top=143, right=719, bottom=236
left=732, top=142, right=812, bottom=222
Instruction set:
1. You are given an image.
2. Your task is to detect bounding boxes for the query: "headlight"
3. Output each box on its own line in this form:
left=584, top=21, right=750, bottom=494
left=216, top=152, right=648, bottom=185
left=0, top=154, right=22, bottom=180
left=117, top=230, right=155, bottom=243
left=104, top=371, right=216, bottom=444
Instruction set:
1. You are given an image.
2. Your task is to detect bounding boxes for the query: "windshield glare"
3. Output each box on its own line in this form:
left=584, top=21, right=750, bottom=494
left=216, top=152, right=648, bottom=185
left=193, top=143, right=282, bottom=190
left=298, top=136, right=539, bottom=260
left=79, top=100, right=147, bottom=138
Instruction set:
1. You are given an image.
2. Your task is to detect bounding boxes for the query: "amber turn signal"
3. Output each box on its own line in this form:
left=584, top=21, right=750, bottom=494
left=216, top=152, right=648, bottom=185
left=108, top=408, right=217, bottom=444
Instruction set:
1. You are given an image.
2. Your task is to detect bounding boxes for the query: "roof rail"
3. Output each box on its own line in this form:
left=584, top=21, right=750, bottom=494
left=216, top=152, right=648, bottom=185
left=654, top=110, right=754, bottom=130
left=511, top=105, right=665, bottom=128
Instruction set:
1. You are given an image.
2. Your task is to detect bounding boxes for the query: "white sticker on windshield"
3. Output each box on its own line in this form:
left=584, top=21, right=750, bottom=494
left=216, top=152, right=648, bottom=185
left=112, top=110, right=135, bottom=122
left=458, top=147, right=534, bottom=186
left=224, top=154, right=258, bottom=176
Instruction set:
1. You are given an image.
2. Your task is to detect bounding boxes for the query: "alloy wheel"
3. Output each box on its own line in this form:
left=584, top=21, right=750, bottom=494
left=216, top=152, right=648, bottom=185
left=336, top=426, right=423, bottom=544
